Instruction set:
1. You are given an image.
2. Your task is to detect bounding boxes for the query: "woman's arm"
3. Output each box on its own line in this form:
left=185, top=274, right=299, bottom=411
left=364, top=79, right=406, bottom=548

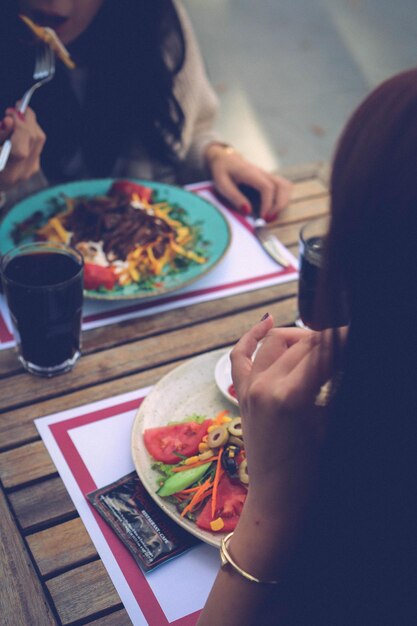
left=198, top=315, right=335, bottom=625
left=173, top=2, right=292, bottom=219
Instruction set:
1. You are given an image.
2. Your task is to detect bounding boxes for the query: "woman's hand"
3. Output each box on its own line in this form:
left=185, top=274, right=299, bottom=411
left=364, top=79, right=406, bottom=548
left=230, top=314, right=335, bottom=520
left=0, top=106, right=46, bottom=190
left=205, top=143, right=292, bottom=221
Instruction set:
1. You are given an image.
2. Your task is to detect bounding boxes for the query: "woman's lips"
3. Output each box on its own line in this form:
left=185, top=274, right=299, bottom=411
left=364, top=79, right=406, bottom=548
left=30, top=9, right=69, bottom=29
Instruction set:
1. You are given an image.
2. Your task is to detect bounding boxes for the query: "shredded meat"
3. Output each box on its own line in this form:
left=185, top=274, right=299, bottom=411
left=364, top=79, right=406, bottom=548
left=63, top=194, right=175, bottom=262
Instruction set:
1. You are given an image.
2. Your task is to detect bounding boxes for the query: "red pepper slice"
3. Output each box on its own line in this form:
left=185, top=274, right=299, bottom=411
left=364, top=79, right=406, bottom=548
left=84, top=263, right=117, bottom=291
left=109, top=180, right=153, bottom=203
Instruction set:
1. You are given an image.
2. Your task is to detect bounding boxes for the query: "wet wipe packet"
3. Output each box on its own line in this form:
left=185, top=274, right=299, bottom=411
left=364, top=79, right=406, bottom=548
left=87, top=471, right=199, bottom=571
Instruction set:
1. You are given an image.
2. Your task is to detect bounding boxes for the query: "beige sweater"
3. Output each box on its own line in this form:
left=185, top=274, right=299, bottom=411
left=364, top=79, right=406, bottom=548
left=0, top=1, right=220, bottom=216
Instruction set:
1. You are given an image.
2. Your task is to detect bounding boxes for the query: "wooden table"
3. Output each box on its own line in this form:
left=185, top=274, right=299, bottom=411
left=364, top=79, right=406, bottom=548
left=0, top=164, right=329, bottom=626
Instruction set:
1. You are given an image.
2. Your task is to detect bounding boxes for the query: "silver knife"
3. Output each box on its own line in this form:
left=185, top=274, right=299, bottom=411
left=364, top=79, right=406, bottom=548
left=239, top=184, right=291, bottom=268
left=253, top=215, right=291, bottom=268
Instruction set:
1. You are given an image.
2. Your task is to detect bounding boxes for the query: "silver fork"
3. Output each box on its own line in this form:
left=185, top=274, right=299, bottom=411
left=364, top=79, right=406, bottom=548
left=0, top=43, right=56, bottom=172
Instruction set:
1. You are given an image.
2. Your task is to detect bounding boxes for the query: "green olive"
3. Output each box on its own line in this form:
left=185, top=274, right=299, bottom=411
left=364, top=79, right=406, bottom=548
left=228, top=417, right=243, bottom=437
left=238, top=459, right=249, bottom=485
left=207, top=425, right=229, bottom=448
left=229, top=435, right=244, bottom=448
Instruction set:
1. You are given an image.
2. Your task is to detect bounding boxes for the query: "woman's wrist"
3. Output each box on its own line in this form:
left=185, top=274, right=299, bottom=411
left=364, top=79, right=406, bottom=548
left=228, top=495, right=300, bottom=582
left=204, top=142, right=237, bottom=167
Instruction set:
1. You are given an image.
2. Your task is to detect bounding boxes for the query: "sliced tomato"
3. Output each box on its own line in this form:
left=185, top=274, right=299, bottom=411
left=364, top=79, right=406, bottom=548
left=196, top=474, right=247, bottom=532
left=84, top=263, right=117, bottom=291
left=228, top=383, right=237, bottom=399
left=109, top=180, right=153, bottom=203
left=144, top=420, right=212, bottom=464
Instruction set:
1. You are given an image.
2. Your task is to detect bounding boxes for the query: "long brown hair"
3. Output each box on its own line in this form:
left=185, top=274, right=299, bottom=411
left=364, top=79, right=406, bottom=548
left=288, top=70, right=417, bottom=624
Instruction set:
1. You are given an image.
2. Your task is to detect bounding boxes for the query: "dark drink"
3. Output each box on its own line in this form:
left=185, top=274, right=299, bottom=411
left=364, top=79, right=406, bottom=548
left=297, top=217, right=349, bottom=329
left=298, top=235, right=324, bottom=328
left=1, top=243, right=83, bottom=376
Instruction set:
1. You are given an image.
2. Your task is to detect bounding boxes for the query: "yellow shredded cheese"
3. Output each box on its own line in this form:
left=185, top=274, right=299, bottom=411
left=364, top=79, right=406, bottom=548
left=210, top=517, right=225, bottom=532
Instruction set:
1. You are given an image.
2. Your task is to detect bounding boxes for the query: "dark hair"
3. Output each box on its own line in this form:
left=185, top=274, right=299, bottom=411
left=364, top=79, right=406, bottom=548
left=288, top=70, right=417, bottom=624
left=0, top=0, right=186, bottom=180
left=324, top=68, right=417, bottom=331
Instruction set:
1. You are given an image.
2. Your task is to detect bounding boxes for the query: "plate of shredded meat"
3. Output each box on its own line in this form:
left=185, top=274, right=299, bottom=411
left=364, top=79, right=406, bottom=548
left=0, top=179, right=231, bottom=300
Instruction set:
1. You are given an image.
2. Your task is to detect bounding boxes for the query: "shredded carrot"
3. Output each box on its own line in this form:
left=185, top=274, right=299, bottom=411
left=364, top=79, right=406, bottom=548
left=172, top=458, right=218, bottom=472
left=176, top=486, right=201, bottom=495
left=180, top=479, right=213, bottom=518
left=213, top=410, right=230, bottom=425
left=211, top=447, right=225, bottom=519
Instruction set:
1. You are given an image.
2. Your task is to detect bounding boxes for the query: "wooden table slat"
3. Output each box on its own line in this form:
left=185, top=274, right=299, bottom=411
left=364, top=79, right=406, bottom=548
left=0, top=440, right=56, bottom=489
left=9, top=476, right=76, bottom=531
left=27, top=517, right=97, bottom=576
left=88, top=609, right=133, bottom=626
left=0, top=488, right=57, bottom=626
left=46, top=560, right=121, bottom=625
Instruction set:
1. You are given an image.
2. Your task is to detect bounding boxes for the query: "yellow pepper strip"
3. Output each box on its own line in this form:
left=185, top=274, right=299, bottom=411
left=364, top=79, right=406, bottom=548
left=170, top=241, right=206, bottom=264
left=210, top=517, right=225, bottom=532
left=128, top=265, right=140, bottom=282
left=19, top=15, right=76, bottom=69
left=50, top=217, right=70, bottom=243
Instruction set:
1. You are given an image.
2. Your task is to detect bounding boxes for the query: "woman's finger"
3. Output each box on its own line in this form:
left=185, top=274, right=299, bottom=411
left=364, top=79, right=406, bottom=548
left=213, top=170, right=254, bottom=215
left=230, top=314, right=274, bottom=389
left=250, top=327, right=313, bottom=376
left=271, top=175, right=292, bottom=213
left=282, top=337, right=334, bottom=407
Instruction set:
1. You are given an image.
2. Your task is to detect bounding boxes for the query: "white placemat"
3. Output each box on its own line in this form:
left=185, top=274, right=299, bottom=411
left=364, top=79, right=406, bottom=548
left=36, top=386, right=220, bottom=626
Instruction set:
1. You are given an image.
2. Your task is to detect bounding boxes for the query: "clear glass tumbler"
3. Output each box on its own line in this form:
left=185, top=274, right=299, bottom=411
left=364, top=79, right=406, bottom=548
left=1, top=242, right=84, bottom=376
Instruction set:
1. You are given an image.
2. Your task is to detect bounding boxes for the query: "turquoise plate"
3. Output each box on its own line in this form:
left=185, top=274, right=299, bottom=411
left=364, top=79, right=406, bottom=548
left=0, top=178, right=231, bottom=300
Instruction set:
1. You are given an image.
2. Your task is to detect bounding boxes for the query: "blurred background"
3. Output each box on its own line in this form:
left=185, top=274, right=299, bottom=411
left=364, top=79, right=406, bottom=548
left=184, top=0, right=417, bottom=172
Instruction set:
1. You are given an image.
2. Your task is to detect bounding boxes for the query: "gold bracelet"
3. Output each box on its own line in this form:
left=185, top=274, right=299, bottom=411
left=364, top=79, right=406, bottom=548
left=206, top=142, right=237, bottom=165
left=220, top=532, right=280, bottom=584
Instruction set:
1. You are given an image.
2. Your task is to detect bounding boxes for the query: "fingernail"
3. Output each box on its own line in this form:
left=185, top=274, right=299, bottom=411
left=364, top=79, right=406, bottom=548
left=260, top=312, right=270, bottom=321
left=240, top=203, right=251, bottom=215
left=16, top=111, right=25, bottom=121
left=265, top=212, right=277, bottom=223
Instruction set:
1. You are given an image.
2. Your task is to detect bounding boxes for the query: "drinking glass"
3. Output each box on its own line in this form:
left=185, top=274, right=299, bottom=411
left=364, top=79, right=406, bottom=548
left=296, top=216, right=348, bottom=329
left=0, top=242, right=84, bottom=376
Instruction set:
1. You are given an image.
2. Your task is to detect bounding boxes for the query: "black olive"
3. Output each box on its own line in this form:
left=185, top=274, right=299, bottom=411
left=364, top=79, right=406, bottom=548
left=221, top=443, right=240, bottom=476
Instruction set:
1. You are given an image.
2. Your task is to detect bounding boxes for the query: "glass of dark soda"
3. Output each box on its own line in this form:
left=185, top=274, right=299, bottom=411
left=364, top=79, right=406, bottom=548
left=0, top=242, right=84, bottom=376
left=296, top=216, right=348, bottom=329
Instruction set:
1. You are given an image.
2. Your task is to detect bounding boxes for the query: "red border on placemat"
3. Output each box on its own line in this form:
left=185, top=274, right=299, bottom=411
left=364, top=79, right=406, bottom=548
left=0, top=309, right=13, bottom=342
left=49, top=398, right=201, bottom=626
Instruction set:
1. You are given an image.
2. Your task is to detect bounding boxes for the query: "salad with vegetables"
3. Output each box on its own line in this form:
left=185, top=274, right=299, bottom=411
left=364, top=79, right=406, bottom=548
left=143, top=410, right=248, bottom=533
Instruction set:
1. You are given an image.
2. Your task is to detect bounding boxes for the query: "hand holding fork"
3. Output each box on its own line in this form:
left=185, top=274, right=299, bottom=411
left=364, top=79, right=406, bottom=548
left=0, top=42, right=55, bottom=173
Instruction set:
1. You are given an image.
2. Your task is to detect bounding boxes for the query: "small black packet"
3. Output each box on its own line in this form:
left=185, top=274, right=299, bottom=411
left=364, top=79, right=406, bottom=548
left=87, top=471, right=198, bottom=571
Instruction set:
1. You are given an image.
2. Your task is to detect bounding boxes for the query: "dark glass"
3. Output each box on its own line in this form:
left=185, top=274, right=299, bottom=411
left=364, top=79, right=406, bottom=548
left=297, top=218, right=349, bottom=329
left=298, top=235, right=324, bottom=328
left=1, top=244, right=83, bottom=376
